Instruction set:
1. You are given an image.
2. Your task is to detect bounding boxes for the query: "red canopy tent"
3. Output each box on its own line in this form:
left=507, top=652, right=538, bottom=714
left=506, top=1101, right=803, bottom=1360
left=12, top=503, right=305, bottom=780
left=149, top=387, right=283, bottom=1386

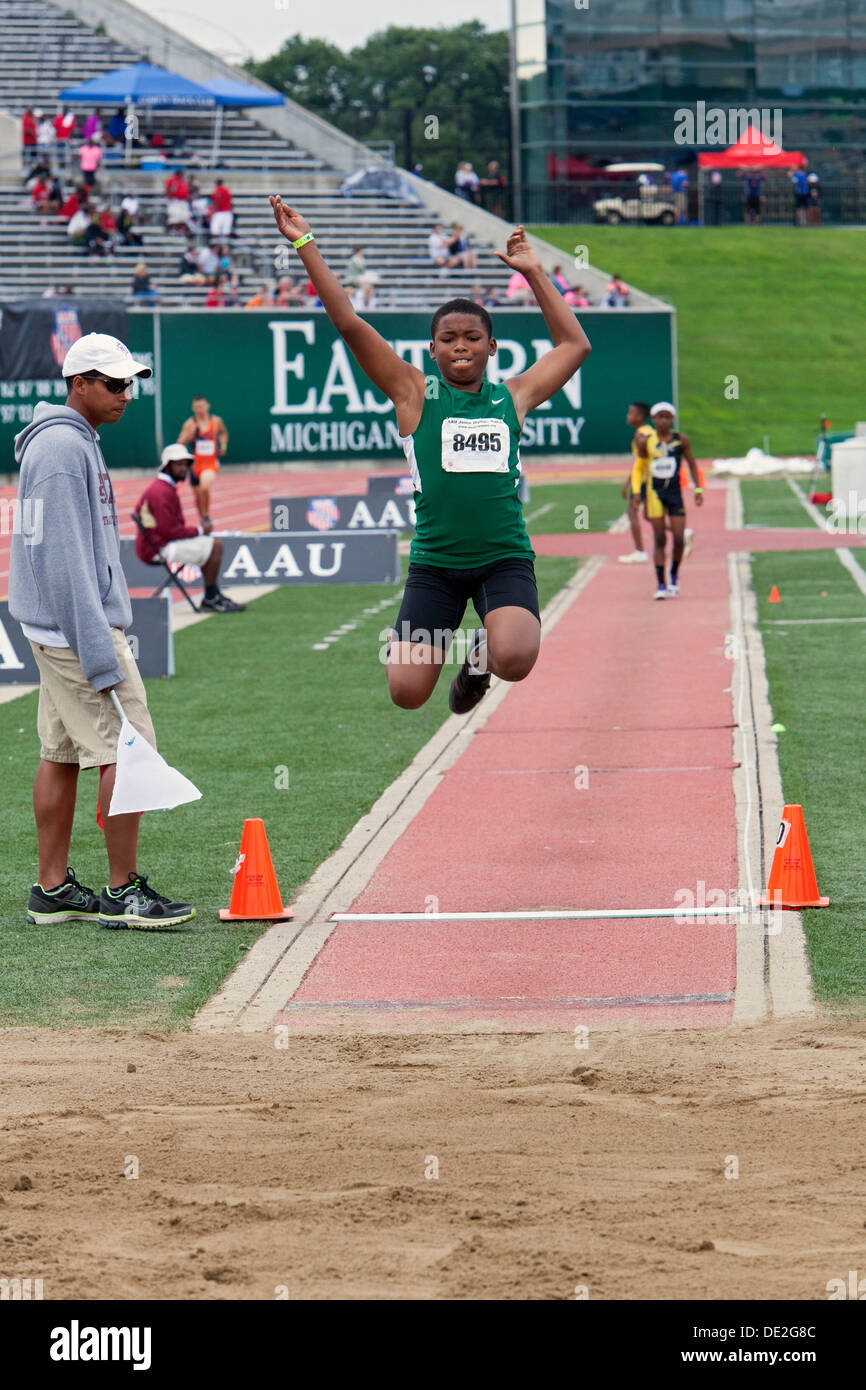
left=698, top=124, right=807, bottom=169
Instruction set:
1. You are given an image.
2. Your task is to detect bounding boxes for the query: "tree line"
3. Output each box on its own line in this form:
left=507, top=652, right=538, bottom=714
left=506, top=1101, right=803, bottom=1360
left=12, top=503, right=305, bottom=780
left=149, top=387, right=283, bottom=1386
left=245, top=23, right=510, bottom=195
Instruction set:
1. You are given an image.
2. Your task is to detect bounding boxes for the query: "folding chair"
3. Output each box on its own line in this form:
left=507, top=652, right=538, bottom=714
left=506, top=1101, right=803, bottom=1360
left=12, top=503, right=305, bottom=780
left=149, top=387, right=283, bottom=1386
left=131, top=511, right=200, bottom=613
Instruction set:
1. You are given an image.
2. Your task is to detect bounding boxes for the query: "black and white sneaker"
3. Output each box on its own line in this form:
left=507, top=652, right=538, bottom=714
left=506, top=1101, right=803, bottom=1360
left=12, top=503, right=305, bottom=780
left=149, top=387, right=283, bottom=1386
left=200, top=593, right=246, bottom=613
left=27, top=867, right=101, bottom=924
left=98, top=874, right=196, bottom=931
left=448, top=629, right=491, bottom=715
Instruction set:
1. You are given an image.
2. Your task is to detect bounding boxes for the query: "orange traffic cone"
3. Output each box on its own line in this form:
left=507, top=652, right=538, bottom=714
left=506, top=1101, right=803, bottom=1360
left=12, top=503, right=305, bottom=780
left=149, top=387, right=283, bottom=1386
left=768, top=586, right=781, bottom=603
left=760, top=805, right=828, bottom=908
left=219, top=818, right=294, bottom=921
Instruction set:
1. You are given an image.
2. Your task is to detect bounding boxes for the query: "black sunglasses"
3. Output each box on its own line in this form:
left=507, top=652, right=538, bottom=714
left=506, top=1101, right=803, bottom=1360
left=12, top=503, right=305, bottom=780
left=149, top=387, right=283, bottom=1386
left=82, top=372, right=133, bottom=395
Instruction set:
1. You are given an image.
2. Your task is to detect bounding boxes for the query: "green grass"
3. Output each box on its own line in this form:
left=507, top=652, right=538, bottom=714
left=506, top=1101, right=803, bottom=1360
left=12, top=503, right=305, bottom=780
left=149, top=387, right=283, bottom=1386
left=751, top=547, right=866, bottom=1004
left=740, top=478, right=816, bottom=528
left=0, top=555, right=578, bottom=1028
left=524, top=479, right=627, bottom=534
left=530, top=225, right=864, bottom=459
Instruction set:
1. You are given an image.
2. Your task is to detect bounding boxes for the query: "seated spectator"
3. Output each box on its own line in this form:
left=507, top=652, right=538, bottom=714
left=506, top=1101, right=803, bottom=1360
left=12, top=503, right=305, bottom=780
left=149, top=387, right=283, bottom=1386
left=569, top=283, right=590, bottom=308
left=343, top=245, right=367, bottom=288
left=118, top=195, right=143, bottom=246
left=196, top=242, right=220, bottom=284
left=35, top=111, right=53, bottom=161
left=99, top=205, right=117, bottom=235
left=471, top=282, right=500, bottom=308
left=132, top=261, right=158, bottom=302
left=78, top=137, right=102, bottom=188
left=304, top=276, right=321, bottom=304
left=178, top=242, right=205, bottom=283
left=218, top=243, right=233, bottom=277
left=150, top=132, right=166, bottom=149
left=351, top=272, right=378, bottom=311
left=275, top=276, right=304, bottom=306
left=605, top=275, right=630, bottom=307
left=447, top=224, right=477, bottom=270
left=24, top=158, right=52, bottom=192
left=135, top=445, right=244, bottom=613
left=205, top=274, right=229, bottom=308
left=551, top=265, right=571, bottom=295
left=30, top=175, right=52, bottom=211
left=83, top=211, right=113, bottom=257
left=67, top=206, right=90, bottom=246
left=428, top=223, right=450, bottom=267
left=59, top=188, right=83, bottom=223
left=44, top=175, right=64, bottom=214
left=106, top=107, right=127, bottom=146
left=165, top=168, right=190, bottom=232
left=506, top=270, right=534, bottom=305
left=209, top=178, right=233, bottom=239
left=245, top=282, right=276, bottom=308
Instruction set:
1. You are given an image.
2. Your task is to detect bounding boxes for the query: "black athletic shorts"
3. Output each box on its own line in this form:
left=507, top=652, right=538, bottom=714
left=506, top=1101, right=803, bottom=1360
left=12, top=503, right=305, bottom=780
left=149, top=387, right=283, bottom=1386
left=746, top=193, right=761, bottom=213
left=650, top=479, right=686, bottom=519
left=187, top=464, right=199, bottom=487
left=393, top=556, right=539, bottom=649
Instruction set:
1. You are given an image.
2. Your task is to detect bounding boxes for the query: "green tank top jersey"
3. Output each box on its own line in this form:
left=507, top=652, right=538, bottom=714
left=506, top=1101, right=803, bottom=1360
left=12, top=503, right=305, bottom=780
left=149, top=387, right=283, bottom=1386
left=402, top=375, right=535, bottom=570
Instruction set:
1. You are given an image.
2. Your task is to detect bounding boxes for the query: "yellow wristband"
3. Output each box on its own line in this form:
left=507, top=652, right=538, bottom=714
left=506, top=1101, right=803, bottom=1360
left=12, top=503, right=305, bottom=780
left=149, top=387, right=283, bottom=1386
left=292, top=233, right=314, bottom=249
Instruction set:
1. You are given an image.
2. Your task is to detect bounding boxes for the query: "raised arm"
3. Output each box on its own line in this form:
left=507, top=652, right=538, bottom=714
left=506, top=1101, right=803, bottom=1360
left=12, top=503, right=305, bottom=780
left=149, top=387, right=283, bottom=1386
left=498, top=227, right=591, bottom=425
left=270, top=196, right=424, bottom=422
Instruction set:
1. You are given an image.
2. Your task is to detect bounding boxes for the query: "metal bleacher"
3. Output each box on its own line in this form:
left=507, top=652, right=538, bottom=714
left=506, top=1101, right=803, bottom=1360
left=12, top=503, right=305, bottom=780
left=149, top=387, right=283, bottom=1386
left=0, top=0, right=514, bottom=308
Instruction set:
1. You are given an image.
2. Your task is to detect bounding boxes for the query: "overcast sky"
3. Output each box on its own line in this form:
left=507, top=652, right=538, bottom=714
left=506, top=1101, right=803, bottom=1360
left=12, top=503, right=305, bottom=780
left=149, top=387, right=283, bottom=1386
left=134, top=0, right=510, bottom=64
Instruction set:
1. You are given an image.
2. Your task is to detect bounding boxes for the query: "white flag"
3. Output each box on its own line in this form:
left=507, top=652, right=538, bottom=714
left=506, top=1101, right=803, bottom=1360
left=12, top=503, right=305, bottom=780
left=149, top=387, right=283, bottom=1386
left=108, top=716, right=202, bottom=815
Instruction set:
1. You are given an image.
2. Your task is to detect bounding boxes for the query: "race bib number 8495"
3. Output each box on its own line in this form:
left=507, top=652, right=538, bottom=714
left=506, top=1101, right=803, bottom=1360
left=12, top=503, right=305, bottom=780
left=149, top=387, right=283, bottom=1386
left=441, top=417, right=510, bottom=472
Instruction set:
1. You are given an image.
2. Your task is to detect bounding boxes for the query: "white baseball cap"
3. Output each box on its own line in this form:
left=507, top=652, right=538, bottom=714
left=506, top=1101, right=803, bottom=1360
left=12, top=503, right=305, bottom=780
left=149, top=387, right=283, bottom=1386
left=161, top=443, right=194, bottom=468
left=62, top=332, right=152, bottom=381
left=650, top=401, right=676, bottom=417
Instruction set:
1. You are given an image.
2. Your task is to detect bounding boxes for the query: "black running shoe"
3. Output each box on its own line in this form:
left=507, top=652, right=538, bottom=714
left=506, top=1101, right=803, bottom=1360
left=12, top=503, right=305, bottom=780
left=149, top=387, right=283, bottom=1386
left=448, top=630, right=491, bottom=715
left=27, top=867, right=101, bottom=924
left=200, top=593, right=246, bottom=613
left=98, top=874, right=196, bottom=931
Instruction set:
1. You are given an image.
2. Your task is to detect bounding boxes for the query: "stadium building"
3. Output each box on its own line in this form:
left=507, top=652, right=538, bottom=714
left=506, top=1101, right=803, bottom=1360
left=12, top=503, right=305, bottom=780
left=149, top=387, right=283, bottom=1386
left=512, top=0, right=866, bottom=222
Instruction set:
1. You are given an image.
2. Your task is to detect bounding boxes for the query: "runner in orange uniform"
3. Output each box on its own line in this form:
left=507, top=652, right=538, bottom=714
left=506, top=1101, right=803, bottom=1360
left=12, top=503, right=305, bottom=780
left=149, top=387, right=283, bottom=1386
left=177, top=395, right=228, bottom=524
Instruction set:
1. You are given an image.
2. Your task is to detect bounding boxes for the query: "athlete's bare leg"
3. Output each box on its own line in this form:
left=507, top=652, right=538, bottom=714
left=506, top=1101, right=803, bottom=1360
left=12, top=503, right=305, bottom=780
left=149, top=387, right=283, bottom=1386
left=669, top=514, right=686, bottom=571
left=651, top=515, right=667, bottom=570
left=387, top=638, right=450, bottom=709
left=195, top=484, right=211, bottom=521
left=628, top=493, right=645, bottom=551
left=484, top=605, right=540, bottom=682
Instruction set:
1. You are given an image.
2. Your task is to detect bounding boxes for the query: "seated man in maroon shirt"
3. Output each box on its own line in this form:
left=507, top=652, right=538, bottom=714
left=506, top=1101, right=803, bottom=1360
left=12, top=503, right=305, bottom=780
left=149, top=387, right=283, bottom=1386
left=134, top=444, right=245, bottom=613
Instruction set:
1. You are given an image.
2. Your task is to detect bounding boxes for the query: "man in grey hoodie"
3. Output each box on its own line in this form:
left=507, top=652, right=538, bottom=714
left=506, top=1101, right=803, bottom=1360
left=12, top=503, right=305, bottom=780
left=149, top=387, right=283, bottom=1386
left=10, top=332, right=196, bottom=930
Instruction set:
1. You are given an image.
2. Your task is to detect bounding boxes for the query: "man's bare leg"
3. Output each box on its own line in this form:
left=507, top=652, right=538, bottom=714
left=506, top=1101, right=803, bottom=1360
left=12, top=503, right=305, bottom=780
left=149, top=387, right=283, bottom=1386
left=99, top=763, right=141, bottom=887
left=34, top=759, right=79, bottom=887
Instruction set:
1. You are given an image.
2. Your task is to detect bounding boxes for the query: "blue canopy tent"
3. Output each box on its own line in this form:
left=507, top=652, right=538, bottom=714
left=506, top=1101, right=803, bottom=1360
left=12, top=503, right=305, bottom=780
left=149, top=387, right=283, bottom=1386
left=59, top=62, right=284, bottom=165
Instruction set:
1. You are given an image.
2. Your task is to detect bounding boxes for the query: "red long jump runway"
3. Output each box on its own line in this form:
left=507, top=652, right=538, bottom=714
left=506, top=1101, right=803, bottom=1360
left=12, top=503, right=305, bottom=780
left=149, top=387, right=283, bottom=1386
left=276, top=484, right=742, bottom=1035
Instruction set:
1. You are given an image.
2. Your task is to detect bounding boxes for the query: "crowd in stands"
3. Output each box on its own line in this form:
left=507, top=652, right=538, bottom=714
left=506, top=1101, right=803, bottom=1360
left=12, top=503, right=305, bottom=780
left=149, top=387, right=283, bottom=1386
left=19, top=102, right=246, bottom=303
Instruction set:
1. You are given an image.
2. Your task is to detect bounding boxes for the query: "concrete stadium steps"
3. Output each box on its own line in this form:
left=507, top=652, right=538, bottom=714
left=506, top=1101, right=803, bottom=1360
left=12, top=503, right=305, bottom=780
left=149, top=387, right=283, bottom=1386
left=0, top=174, right=517, bottom=306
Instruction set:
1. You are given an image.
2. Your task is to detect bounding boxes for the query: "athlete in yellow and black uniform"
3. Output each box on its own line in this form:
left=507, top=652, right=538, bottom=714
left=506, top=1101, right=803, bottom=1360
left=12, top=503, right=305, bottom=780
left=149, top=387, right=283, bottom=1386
left=640, top=402, right=703, bottom=598
left=618, top=401, right=655, bottom=564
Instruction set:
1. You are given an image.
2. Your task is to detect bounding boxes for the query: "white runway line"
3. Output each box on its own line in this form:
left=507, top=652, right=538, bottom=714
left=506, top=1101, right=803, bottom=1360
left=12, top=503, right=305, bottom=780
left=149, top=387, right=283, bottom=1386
left=332, top=907, right=750, bottom=922
left=523, top=501, right=555, bottom=524
left=312, top=593, right=397, bottom=652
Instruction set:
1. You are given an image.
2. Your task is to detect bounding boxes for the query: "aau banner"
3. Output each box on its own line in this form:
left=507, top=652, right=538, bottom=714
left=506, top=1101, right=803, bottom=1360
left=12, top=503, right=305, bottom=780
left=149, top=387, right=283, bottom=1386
left=0, top=300, right=128, bottom=381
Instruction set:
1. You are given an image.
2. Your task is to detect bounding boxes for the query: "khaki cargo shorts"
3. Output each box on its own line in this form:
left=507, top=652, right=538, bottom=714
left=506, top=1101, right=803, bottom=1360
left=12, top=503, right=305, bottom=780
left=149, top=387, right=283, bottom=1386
left=29, top=629, right=156, bottom=770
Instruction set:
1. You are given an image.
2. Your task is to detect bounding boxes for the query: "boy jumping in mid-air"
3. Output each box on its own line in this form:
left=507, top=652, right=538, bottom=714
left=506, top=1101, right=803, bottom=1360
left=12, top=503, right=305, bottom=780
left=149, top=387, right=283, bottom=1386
left=271, top=195, right=591, bottom=713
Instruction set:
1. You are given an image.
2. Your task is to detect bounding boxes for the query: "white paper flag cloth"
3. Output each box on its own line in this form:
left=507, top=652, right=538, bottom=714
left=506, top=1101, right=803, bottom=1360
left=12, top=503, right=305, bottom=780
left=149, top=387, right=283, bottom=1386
left=108, top=714, right=202, bottom=816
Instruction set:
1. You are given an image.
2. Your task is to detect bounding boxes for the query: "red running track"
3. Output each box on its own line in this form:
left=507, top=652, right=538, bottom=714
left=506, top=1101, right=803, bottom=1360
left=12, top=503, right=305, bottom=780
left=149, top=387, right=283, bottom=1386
left=277, top=484, right=742, bottom=1033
